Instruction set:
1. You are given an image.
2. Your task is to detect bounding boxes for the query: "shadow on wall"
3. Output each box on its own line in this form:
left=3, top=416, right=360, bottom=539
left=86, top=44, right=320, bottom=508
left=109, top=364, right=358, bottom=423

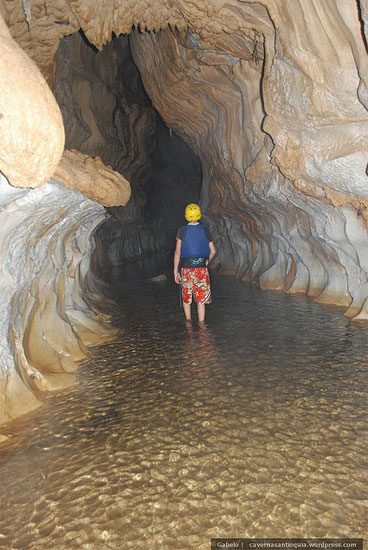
left=98, top=112, right=203, bottom=267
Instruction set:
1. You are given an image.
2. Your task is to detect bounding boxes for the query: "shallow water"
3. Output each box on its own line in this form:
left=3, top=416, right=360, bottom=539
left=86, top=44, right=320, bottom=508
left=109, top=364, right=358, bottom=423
left=0, top=264, right=367, bottom=549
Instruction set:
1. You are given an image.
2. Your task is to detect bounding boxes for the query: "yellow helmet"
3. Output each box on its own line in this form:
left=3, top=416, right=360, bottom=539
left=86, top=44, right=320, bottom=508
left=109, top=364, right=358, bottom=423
left=185, top=203, right=201, bottom=222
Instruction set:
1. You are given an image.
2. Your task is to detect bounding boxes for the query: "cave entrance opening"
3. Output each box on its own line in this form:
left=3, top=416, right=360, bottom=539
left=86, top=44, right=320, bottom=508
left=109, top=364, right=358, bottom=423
left=54, top=29, right=203, bottom=268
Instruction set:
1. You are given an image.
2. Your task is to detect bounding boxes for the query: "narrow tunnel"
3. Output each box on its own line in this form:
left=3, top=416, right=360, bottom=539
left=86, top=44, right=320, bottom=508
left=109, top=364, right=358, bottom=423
left=0, top=1, right=367, bottom=546
left=54, top=30, right=203, bottom=266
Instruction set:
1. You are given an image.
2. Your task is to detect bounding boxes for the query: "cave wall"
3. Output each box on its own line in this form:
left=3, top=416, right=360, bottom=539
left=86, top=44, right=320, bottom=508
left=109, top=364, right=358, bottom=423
left=54, top=32, right=155, bottom=180
left=54, top=31, right=156, bottom=264
left=0, top=173, right=118, bottom=424
left=54, top=30, right=202, bottom=264
left=0, top=10, right=128, bottom=424
left=129, top=3, right=368, bottom=318
left=98, top=114, right=203, bottom=266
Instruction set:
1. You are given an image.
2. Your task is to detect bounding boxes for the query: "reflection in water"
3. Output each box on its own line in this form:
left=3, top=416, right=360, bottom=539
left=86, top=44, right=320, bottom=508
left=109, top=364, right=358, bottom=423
left=0, top=262, right=367, bottom=548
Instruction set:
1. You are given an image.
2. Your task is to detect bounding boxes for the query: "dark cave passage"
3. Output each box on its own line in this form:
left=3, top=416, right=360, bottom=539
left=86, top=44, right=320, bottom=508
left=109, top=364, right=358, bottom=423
left=54, top=30, right=202, bottom=267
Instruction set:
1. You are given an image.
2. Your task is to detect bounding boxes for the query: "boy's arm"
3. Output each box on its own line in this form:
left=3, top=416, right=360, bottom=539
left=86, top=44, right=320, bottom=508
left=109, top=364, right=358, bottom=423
left=174, top=239, right=182, bottom=283
left=208, top=241, right=216, bottom=263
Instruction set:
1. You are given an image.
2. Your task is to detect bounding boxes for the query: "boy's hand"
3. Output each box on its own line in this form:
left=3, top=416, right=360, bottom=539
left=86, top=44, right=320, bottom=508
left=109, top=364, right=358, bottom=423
left=174, top=270, right=181, bottom=284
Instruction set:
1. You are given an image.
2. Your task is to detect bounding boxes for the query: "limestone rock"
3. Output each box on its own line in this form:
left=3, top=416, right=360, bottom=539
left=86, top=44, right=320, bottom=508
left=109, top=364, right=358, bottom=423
left=53, top=149, right=131, bottom=207
left=0, top=173, right=117, bottom=425
left=129, top=6, right=368, bottom=318
left=53, top=31, right=201, bottom=264
left=0, top=12, right=64, bottom=188
left=53, top=32, right=155, bottom=173
left=0, top=0, right=186, bottom=80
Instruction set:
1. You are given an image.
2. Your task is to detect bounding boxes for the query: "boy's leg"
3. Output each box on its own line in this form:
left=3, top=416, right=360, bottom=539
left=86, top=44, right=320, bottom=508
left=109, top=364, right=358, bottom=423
left=183, top=302, right=192, bottom=321
left=193, top=267, right=210, bottom=323
left=197, top=302, right=205, bottom=323
left=181, top=268, right=193, bottom=321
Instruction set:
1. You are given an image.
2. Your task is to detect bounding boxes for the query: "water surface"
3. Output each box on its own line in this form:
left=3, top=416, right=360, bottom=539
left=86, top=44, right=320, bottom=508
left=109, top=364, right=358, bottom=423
left=0, top=265, right=367, bottom=548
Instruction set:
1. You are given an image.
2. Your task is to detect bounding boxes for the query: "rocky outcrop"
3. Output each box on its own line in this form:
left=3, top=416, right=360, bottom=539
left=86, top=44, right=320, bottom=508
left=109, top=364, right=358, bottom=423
left=0, top=12, right=64, bottom=188
left=129, top=3, right=368, bottom=319
left=0, top=173, right=117, bottom=424
left=54, top=32, right=155, bottom=177
left=0, top=12, right=130, bottom=424
left=0, top=0, right=186, bottom=82
left=54, top=149, right=131, bottom=207
left=54, top=30, right=202, bottom=264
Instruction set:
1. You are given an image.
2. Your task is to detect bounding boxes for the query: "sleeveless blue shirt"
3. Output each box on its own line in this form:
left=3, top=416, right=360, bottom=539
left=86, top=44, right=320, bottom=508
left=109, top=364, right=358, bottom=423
left=179, top=224, right=210, bottom=258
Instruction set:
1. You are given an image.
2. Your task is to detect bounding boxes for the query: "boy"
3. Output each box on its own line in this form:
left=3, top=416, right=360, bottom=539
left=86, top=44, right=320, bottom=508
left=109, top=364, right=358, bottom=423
left=173, top=203, right=216, bottom=323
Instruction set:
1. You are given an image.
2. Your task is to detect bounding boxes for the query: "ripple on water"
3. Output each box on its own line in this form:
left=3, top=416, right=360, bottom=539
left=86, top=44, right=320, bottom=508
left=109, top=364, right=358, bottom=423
left=0, top=270, right=367, bottom=548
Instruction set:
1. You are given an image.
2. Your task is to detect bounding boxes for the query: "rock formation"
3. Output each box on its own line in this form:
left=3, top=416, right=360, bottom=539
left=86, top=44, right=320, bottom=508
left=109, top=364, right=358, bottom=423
left=0, top=12, right=64, bottom=188
left=129, top=2, right=368, bottom=316
left=53, top=30, right=201, bottom=263
left=0, top=0, right=368, bottom=422
left=0, top=11, right=132, bottom=423
left=54, top=149, right=131, bottom=207
left=0, top=173, right=117, bottom=424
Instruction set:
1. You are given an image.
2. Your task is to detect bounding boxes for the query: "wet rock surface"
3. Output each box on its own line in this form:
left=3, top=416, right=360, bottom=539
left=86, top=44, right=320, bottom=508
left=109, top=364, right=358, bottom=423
left=0, top=267, right=366, bottom=548
left=0, top=175, right=116, bottom=425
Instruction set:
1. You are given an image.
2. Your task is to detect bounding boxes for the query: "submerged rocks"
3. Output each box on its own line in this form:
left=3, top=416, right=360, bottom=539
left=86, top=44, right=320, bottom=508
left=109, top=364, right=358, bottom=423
left=148, top=274, right=167, bottom=283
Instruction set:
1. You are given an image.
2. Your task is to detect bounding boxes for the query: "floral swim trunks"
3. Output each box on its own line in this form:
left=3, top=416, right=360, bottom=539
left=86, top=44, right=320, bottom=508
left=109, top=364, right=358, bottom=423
left=181, top=267, right=212, bottom=304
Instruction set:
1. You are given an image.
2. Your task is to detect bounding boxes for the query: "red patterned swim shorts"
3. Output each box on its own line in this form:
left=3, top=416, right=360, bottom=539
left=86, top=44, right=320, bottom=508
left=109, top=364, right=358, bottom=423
left=181, top=267, right=212, bottom=304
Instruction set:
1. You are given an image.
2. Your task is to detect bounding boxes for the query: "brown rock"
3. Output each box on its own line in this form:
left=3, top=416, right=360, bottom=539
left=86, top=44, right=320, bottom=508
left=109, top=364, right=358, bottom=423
left=0, top=12, right=64, bottom=188
left=53, top=149, right=131, bottom=207
left=149, top=274, right=167, bottom=282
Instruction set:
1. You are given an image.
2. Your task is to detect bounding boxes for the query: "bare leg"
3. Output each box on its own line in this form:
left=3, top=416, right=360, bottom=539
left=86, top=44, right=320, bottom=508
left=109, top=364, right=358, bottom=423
left=183, top=302, right=191, bottom=321
left=197, top=302, right=206, bottom=323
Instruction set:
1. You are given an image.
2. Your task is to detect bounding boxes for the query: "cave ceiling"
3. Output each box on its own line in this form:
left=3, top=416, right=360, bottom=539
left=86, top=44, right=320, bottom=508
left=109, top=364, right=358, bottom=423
left=2, top=0, right=367, bottom=203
